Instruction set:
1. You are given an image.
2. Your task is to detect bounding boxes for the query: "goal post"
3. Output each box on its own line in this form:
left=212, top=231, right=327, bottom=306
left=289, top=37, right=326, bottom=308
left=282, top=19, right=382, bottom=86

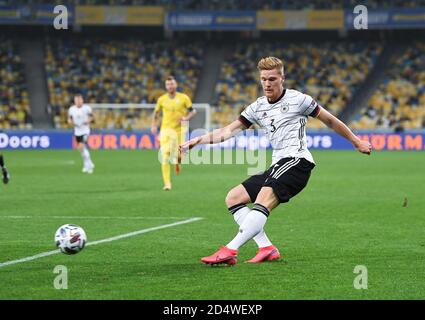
left=90, top=103, right=211, bottom=132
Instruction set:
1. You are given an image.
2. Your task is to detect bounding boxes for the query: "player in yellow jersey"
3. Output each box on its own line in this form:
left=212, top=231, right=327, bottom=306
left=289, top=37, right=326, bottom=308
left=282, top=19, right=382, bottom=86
left=151, top=76, right=197, bottom=190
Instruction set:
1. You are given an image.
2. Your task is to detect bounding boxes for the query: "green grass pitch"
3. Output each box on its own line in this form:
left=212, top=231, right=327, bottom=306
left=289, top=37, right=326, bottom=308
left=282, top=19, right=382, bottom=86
left=0, top=149, right=424, bottom=299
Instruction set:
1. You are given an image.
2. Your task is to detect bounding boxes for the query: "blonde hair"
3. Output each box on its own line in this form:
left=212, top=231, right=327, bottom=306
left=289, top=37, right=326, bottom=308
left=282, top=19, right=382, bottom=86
left=257, top=57, right=284, bottom=76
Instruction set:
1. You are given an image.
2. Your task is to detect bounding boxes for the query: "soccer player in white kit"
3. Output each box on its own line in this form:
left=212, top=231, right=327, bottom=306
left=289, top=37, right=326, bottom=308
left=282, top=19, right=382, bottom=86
left=180, top=57, right=372, bottom=265
left=68, top=94, right=95, bottom=174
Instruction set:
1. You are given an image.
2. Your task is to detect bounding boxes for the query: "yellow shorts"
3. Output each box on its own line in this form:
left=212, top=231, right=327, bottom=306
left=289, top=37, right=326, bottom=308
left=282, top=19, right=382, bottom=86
left=159, top=128, right=187, bottom=159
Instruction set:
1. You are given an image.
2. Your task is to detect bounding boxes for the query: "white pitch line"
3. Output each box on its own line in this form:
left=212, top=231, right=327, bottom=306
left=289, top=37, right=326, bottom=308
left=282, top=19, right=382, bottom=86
left=0, top=217, right=203, bottom=269
left=0, top=216, right=193, bottom=220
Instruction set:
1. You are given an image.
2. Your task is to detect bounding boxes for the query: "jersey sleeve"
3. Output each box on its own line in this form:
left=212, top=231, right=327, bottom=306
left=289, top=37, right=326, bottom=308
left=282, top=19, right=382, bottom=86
left=183, top=94, right=193, bottom=111
left=154, top=98, right=162, bottom=113
left=67, top=107, right=73, bottom=119
left=299, top=93, right=322, bottom=117
left=86, top=105, right=93, bottom=115
left=239, top=102, right=258, bottom=128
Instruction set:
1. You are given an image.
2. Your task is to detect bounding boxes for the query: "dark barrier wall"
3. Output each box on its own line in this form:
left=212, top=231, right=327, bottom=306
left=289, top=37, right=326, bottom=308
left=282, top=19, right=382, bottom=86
left=1, top=130, right=424, bottom=151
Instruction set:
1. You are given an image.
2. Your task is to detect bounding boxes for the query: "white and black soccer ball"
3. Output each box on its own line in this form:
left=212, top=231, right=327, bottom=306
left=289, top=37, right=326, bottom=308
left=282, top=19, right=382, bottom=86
left=55, top=224, right=87, bottom=255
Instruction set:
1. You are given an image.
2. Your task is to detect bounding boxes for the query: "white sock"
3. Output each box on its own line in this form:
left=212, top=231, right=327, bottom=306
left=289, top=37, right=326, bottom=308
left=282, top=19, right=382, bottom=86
left=80, top=147, right=93, bottom=168
left=231, top=205, right=250, bottom=225
left=230, top=205, right=272, bottom=248
left=252, top=229, right=273, bottom=248
left=226, top=205, right=269, bottom=250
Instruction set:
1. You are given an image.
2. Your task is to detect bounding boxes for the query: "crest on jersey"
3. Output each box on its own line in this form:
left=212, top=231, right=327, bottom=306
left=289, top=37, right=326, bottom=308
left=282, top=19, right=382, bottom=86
left=280, top=102, right=289, bottom=114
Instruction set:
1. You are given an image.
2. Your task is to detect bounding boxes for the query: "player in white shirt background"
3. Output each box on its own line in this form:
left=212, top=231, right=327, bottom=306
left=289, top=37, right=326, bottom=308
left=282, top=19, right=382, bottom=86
left=68, top=94, right=95, bottom=174
left=180, top=56, right=372, bottom=265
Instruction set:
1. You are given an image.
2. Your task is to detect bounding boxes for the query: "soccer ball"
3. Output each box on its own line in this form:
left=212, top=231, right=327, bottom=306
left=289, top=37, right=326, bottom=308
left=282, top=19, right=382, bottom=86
left=55, top=224, right=87, bottom=255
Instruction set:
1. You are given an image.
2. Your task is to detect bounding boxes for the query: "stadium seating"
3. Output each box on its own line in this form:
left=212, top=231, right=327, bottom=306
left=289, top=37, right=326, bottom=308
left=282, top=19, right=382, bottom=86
left=213, top=42, right=382, bottom=129
left=350, top=42, right=425, bottom=131
left=45, top=38, right=204, bottom=129
left=2, top=0, right=424, bottom=9
left=1, top=31, right=423, bottom=132
left=91, top=108, right=152, bottom=130
left=169, top=0, right=425, bottom=10
left=0, top=37, right=32, bottom=130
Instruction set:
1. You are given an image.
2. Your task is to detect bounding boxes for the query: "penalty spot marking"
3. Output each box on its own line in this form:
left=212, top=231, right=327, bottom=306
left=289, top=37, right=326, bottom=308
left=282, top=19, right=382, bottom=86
left=0, top=217, right=203, bottom=269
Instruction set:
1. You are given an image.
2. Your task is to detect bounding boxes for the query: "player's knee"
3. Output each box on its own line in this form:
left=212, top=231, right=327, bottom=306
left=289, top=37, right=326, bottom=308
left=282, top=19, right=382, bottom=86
left=161, top=152, right=171, bottom=163
left=225, top=188, right=245, bottom=207
left=254, top=187, right=280, bottom=212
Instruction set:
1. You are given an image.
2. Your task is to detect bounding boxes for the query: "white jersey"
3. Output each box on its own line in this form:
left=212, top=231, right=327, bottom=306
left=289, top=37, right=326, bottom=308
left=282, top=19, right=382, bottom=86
left=68, top=104, right=92, bottom=136
left=240, top=89, right=321, bottom=166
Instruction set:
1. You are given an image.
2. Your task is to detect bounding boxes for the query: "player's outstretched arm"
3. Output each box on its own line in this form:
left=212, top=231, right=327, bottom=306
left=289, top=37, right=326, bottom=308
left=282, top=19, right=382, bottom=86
left=180, top=119, right=246, bottom=153
left=317, top=107, right=372, bottom=155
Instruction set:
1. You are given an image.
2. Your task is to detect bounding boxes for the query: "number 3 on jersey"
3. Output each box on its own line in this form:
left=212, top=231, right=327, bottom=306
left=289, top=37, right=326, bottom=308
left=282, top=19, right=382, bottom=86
left=270, top=119, right=276, bottom=132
